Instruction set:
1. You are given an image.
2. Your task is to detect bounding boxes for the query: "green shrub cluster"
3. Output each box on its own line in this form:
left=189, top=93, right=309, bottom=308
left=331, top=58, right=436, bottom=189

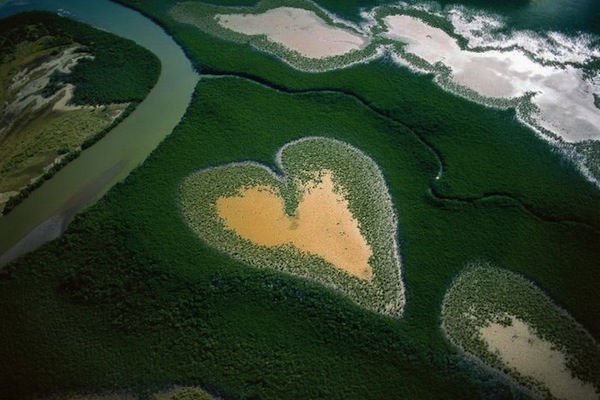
left=0, top=76, right=531, bottom=400
left=0, top=11, right=160, bottom=214
left=147, top=0, right=600, bottom=205
left=2, top=102, right=136, bottom=215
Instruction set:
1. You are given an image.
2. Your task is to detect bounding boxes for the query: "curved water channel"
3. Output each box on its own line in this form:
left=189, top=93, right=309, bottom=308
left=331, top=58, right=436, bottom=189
left=0, top=0, right=199, bottom=265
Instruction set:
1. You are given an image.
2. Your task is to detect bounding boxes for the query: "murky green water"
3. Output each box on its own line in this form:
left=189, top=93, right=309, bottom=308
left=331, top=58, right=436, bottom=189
left=0, top=0, right=199, bottom=263
left=435, top=0, right=600, bottom=34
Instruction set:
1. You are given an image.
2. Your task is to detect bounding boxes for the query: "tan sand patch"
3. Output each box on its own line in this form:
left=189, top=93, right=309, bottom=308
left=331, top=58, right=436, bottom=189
left=215, top=7, right=368, bottom=59
left=480, top=316, right=598, bottom=400
left=216, top=170, right=373, bottom=280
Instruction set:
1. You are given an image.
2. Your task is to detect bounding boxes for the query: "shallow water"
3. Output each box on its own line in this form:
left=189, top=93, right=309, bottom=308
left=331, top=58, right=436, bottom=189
left=384, top=14, right=600, bottom=142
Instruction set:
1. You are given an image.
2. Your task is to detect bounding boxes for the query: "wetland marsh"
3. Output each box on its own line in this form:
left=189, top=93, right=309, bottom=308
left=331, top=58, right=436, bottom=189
left=1, top=0, right=599, bottom=399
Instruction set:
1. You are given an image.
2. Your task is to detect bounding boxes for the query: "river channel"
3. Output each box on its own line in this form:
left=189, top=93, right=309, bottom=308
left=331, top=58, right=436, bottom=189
left=0, top=0, right=199, bottom=265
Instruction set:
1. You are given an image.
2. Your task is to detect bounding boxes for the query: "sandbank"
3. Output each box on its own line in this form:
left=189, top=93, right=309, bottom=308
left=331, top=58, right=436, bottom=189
left=480, top=316, right=598, bottom=400
left=216, top=7, right=368, bottom=59
left=216, top=170, right=373, bottom=280
left=0, top=214, right=64, bottom=267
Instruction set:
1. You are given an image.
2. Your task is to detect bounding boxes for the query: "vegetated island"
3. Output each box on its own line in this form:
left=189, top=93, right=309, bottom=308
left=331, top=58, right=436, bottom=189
left=442, top=264, right=600, bottom=400
left=169, top=0, right=600, bottom=185
left=169, top=0, right=382, bottom=72
left=180, top=137, right=405, bottom=317
left=0, top=11, right=160, bottom=215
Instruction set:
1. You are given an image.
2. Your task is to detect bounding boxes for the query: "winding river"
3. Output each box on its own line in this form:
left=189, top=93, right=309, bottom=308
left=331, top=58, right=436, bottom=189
left=0, top=0, right=199, bottom=265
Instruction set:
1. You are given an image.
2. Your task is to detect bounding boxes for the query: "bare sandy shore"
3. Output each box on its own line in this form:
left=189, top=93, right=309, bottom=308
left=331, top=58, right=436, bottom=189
left=383, top=14, right=600, bottom=143
left=480, top=316, right=598, bottom=400
left=52, top=83, right=128, bottom=117
left=216, top=170, right=373, bottom=280
left=216, top=7, right=368, bottom=59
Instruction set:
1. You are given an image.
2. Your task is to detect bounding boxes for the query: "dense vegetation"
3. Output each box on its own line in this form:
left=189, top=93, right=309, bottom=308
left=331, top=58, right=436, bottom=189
left=117, top=0, right=600, bottom=229
left=1, top=0, right=599, bottom=399
left=0, top=11, right=160, bottom=105
left=180, top=137, right=404, bottom=316
left=2, top=75, right=537, bottom=400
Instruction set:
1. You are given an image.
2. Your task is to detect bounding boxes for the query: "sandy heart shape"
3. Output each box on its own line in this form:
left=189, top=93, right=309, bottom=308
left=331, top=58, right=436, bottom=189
left=216, top=170, right=373, bottom=280
left=180, top=137, right=404, bottom=316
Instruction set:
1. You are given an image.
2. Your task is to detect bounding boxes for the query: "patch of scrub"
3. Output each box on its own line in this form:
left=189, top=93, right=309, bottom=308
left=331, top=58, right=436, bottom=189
left=56, top=395, right=135, bottom=400
left=381, top=14, right=600, bottom=144
left=442, top=264, right=600, bottom=399
left=169, top=0, right=380, bottom=71
left=180, top=137, right=404, bottom=316
left=171, top=0, right=600, bottom=184
left=43, top=386, right=216, bottom=400
left=217, top=170, right=373, bottom=280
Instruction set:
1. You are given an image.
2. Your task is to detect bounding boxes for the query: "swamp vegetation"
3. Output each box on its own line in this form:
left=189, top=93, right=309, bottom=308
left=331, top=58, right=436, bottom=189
left=0, top=1, right=599, bottom=399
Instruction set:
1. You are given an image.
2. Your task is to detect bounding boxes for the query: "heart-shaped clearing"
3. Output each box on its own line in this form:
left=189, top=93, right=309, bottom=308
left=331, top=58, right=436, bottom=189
left=216, top=170, right=373, bottom=280
left=180, top=137, right=404, bottom=316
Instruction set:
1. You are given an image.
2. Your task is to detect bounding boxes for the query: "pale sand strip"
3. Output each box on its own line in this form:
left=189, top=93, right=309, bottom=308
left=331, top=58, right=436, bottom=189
left=480, top=316, right=598, bottom=400
left=216, top=7, right=368, bottom=59
left=216, top=170, right=373, bottom=280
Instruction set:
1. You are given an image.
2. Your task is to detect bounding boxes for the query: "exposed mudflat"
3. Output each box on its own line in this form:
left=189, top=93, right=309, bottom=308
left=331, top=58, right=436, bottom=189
left=480, top=316, right=598, bottom=400
left=216, top=170, right=373, bottom=280
left=0, top=43, right=128, bottom=213
left=215, top=7, right=368, bottom=59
